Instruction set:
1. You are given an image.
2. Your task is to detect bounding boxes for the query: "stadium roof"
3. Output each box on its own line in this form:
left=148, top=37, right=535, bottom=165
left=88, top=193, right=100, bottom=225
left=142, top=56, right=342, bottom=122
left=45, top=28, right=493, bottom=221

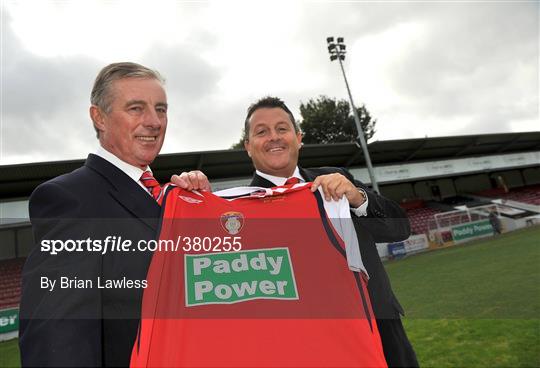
left=1, top=131, right=539, bottom=199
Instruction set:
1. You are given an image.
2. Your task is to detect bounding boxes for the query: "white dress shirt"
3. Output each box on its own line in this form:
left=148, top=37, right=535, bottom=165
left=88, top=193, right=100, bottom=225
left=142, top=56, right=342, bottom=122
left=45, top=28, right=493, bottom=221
left=95, top=146, right=154, bottom=196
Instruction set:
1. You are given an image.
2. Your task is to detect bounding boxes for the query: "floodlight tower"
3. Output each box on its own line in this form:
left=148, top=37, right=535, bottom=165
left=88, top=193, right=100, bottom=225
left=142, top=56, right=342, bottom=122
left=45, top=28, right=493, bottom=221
left=326, top=36, right=379, bottom=193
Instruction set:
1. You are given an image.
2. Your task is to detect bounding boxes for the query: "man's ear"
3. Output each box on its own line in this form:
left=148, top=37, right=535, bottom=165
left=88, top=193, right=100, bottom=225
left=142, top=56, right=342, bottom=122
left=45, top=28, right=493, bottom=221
left=296, top=130, right=303, bottom=146
left=90, top=105, right=105, bottom=133
left=244, top=140, right=252, bottom=157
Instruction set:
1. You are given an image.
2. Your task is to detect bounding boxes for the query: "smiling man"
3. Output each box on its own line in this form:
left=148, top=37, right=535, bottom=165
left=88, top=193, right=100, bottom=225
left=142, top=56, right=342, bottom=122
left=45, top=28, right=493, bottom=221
left=244, top=96, right=418, bottom=368
left=90, top=76, right=169, bottom=169
left=19, top=62, right=208, bottom=367
left=244, top=105, right=302, bottom=178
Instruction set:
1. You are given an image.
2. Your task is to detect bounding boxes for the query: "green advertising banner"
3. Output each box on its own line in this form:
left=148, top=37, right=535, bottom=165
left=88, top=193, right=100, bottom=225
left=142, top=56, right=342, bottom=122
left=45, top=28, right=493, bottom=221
left=0, top=308, right=19, bottom=334
left=451, top=219, right=494, bottom=243
left=185, top=247, right=298, bottom=306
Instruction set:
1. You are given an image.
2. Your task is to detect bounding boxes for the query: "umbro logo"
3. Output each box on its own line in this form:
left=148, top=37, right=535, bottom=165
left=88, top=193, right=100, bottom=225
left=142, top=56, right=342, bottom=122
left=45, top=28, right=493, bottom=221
left=178, top=195, right=203, bottom=204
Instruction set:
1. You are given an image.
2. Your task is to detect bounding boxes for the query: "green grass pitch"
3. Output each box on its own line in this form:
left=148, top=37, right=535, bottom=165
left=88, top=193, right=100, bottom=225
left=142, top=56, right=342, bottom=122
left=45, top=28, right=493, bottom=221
left=386, top=226, right=540, bottom=367
left=1, top=226, right=539, bottom=367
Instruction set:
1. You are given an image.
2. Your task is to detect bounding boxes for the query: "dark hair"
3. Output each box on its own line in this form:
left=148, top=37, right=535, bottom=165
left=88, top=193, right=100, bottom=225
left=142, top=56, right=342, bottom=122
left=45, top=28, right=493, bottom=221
left=243, top=96, right=299, bottom=142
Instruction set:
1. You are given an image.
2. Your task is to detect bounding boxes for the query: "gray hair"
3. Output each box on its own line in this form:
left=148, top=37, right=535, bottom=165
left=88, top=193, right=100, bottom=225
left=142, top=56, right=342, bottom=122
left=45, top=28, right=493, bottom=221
left=90, top=62, right=164, bottom=138
left=91, top=62, right=164, bottom=113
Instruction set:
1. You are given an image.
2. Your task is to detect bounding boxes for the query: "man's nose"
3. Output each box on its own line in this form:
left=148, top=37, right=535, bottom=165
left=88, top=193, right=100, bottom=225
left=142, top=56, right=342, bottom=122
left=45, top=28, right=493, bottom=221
left=143, top=108, right=163, bottom=129
left=268, top=129, right=280, bottom=141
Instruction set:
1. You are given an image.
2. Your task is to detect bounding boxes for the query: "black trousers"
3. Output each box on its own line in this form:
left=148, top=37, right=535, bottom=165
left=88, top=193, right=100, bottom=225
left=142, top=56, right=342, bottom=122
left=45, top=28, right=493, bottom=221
left=377, top=318, right=419, bottom=367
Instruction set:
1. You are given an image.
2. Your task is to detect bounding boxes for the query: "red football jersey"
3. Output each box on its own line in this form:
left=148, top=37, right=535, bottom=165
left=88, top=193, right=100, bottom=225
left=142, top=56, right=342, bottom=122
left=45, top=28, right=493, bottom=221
left=131, top=183, right=387, bottom=367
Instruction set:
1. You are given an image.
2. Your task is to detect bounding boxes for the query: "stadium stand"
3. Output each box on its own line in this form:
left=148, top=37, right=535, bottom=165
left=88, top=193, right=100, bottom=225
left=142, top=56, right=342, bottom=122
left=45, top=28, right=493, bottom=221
left=0, top=258, right=24, bottom=309
left=479, top=184, right=540, bottom=205
left=406, top=206, right=443, bottom=235
left=400, top=199, right=443, bottom=235
left=440, top=195, right=491, bottom=208
left=1, top=131, right=538, bottom=338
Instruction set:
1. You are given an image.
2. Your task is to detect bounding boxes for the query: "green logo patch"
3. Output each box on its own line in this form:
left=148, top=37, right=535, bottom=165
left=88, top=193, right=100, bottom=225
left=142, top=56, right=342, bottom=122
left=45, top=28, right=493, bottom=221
left=0, top=308, right=19, bottom=334
left=452, top=219, right=494, bottom=242
left=185, top=248, right=298, bottom=306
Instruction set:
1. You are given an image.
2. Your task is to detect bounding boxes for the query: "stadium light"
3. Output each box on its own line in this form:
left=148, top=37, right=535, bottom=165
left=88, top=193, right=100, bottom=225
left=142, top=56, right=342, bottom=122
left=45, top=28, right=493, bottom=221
left=326, top=36, right=380, bottom=193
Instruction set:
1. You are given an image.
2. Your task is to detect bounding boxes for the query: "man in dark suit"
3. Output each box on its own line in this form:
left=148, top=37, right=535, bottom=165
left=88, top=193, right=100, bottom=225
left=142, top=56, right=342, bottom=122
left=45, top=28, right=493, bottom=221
left=19, top=62, right=209, bottom=367
left=243, top=96, right=418, bottom=367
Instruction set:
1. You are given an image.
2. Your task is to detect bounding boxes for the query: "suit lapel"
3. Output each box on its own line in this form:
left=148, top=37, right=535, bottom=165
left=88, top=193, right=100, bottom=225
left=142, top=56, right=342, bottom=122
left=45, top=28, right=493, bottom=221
left=299, top=167, right=317, bottom=182
left=249, top=173, right=276, bottom=188
left=85, top=154, right=160, bottom=231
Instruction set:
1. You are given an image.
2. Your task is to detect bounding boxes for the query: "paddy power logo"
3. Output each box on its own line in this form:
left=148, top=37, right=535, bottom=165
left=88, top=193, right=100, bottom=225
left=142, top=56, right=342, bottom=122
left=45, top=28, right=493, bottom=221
left=184, top=248, right=298, bottom=306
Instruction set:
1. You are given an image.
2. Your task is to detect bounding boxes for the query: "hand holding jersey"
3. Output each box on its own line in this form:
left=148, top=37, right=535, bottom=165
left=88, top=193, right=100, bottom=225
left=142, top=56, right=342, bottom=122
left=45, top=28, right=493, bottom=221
left=170, top=170, right=211, bottom=192
left=241, top=97, right=418, bottom=367
left=311, top=171, right=367, bottom=207
left=131, top=183, right=387, bottom=367
left=131, top=94, right=414, bottom=367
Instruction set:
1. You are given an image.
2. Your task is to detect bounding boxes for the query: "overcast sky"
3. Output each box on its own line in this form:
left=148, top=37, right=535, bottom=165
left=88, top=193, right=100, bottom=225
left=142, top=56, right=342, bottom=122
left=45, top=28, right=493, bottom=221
left=1, top=1, right=538, bottom=165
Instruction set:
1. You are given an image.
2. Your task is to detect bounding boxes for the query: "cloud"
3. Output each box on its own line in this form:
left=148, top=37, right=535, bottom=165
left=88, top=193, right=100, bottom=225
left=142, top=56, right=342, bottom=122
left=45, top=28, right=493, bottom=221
left=333, top=2, right=539, bottom=141
left=381, top=3, right=538, bottom=122
left=1, top=2, right=538, bottom=165
left=1, top=9, right=102, bottom=164
left=0, top=4, right=225, bottom=163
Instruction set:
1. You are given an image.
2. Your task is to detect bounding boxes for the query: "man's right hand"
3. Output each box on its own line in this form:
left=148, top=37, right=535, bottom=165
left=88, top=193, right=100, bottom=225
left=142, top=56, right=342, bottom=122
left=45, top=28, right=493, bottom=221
left=170, top=171, right=211, bottom=191
left=311, top=173, right=365, bottom=207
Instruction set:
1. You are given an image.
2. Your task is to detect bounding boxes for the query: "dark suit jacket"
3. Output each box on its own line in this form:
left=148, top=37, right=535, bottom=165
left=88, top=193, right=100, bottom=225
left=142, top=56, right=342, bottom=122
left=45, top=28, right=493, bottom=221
left=250, top=166, right=410, bottom=319
left=19, top=154, right=160, bottom=367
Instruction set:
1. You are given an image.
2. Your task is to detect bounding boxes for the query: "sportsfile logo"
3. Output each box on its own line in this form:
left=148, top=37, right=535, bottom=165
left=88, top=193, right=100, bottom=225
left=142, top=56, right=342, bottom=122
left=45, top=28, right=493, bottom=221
left=184, top=248, right=298, bottom=306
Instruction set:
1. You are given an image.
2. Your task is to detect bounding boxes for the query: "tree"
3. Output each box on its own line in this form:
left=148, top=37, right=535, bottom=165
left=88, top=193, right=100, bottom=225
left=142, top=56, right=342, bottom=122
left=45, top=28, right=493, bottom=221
left=231, top=135, right=245, bottom=150
left=229, top=95, right=377, bottom=149
left=299, top=95, right=376, bottom=144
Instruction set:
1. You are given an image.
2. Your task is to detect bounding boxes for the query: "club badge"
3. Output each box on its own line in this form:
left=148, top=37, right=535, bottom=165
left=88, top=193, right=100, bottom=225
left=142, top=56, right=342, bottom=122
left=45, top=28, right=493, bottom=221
left=220, top=211, right=244, bottom=235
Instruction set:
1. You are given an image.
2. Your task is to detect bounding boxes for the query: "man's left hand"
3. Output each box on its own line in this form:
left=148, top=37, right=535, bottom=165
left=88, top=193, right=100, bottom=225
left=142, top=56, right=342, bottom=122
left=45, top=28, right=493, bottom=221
left=311, top=173, right=365, bottom=207
left=170, top=171, right=211, bottom=191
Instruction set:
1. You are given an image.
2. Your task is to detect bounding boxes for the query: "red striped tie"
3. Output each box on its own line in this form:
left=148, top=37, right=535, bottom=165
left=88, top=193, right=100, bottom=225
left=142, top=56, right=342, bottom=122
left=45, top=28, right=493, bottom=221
left=140, top=171, right=164, bottom=204
left=285, top=177, right=300, bottom=185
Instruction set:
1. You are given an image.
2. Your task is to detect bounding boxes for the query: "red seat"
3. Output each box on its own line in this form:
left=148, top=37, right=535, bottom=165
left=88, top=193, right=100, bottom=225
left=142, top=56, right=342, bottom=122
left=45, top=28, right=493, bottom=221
left=406, top=206, right=442, bottom=235
left=0, top=258, right=25, bottom=309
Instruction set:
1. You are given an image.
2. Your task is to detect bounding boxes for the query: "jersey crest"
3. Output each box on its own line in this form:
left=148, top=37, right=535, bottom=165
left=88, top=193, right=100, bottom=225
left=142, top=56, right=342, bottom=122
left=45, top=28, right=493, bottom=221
left=219, top=211, right=244, bottom=234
